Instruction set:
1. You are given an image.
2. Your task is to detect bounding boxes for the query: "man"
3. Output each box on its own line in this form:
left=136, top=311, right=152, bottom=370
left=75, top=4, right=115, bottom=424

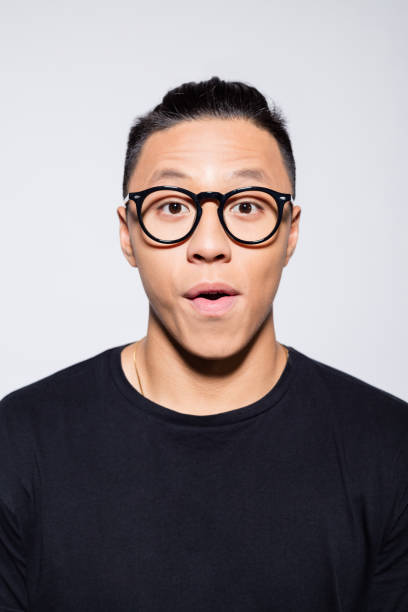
left=1, top=76, right=407, bottom=611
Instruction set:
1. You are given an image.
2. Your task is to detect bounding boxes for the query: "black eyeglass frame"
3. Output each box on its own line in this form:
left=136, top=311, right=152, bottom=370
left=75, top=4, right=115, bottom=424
left=123, top=185, right=293, bottom=245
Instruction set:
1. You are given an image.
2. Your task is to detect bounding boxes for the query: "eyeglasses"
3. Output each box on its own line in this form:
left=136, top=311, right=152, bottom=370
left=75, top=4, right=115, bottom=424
left=123, top=185, right=293, bottom=245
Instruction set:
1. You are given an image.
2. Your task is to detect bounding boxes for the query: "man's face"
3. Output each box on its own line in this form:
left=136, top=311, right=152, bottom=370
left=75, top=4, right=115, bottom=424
left=117, top=117, right=301, bottom=359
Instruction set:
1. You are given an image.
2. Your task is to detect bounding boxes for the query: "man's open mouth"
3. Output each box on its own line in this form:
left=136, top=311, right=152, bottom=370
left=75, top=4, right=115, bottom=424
left=193, top=291, right=230, bottom=301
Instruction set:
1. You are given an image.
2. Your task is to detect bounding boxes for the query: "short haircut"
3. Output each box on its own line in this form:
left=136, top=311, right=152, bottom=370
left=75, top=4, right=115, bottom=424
left=122, top=76, right=296, bottom=200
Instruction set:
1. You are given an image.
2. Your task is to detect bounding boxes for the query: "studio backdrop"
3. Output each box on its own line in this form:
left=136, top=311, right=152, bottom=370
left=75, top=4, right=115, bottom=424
left=1, top=0, right=406, bottom=401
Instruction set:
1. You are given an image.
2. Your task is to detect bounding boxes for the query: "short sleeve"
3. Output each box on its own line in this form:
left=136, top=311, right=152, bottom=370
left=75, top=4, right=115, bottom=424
left=0, top=395, right=30, bottom=611
left=366, top=435, right=408, bottom=611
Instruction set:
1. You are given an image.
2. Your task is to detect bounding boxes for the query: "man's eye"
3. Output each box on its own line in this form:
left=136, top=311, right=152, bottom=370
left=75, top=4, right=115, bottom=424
left=159, top=201, right=191, bottom=214
left=229, top=200, right=262, bottom=214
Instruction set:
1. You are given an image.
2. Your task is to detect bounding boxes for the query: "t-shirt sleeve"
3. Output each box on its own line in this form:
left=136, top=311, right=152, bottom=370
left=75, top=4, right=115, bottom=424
left=0, top=395, right=30, bottom=611
left=366, top=434, right=408, bottom=611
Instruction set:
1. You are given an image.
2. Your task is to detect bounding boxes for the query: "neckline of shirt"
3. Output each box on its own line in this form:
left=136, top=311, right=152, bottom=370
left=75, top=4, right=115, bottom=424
left=108, top=341, right=298, bottom=427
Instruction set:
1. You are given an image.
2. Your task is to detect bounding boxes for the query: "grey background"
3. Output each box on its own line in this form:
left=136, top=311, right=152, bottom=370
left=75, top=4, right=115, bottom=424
left=1, top=0, right=407, bottom=401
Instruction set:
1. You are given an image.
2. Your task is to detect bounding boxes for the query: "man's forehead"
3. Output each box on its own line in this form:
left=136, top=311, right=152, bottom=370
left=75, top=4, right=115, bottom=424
left=128, top=119, right=291, bottom=192
left=149, top=167, right=271, bottom=185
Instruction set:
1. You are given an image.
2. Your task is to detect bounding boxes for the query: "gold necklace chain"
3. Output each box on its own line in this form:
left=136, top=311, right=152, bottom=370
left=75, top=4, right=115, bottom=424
left=133, top=340, right=144, bottom=396
left=132, top=340, right=289, bottom=399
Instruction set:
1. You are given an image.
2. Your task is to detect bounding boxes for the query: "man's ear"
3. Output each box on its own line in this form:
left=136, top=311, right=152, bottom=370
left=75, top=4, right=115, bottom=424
left=283, top=204, right=301, bottom=267
left=117, top=205, right=138, bottom=268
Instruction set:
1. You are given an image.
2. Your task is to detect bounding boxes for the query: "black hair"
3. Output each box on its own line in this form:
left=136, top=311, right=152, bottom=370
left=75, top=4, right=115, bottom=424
left=122, top=76, right=296, bottom=200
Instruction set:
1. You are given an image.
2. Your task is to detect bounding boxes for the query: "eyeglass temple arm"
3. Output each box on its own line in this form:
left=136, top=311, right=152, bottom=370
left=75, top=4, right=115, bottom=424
left=123, top=194, right=143, bottom=206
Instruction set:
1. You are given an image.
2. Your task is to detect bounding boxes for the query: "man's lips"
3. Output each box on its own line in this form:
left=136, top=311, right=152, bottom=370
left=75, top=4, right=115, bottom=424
left=185, top=294, right=240, bottom=316
left=183, top=282, right=240, bottom=300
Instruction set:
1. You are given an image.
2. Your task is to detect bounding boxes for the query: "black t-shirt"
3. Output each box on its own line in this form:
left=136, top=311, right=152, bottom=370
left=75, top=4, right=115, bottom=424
left=1, top=342, right=408, bottom=612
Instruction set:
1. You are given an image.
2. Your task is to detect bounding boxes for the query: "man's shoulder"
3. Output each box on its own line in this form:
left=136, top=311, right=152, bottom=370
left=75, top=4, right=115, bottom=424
left=290, top=345, right=408, bottom=435
left=1, top=344, right=119, bottom=422
left=291, top=344, right=406, bottom=405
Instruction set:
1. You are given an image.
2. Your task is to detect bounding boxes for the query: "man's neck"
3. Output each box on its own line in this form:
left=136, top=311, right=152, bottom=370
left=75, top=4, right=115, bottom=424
left=120, top=315, right=288, bottom=417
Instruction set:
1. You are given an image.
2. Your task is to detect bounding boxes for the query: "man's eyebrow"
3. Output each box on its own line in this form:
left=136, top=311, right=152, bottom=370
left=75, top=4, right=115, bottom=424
left=150, top=168, right=191, bottom=183
left=149, top=167, right=270, bottom=184
left=228, top=168, right=269, bottom=182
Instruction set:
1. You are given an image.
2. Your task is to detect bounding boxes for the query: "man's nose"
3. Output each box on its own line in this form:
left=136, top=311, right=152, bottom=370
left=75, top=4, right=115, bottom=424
left=186, top=199, right=231, bottom=259
left=194, top=199, right=226, bottom=236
